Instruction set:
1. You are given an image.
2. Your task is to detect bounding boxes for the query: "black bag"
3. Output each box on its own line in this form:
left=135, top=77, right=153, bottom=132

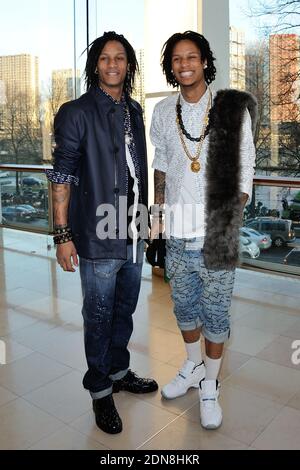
left=146, top=237, right=166, bottom=269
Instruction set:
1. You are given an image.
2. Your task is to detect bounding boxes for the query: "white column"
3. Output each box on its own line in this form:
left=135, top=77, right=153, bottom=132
left=199, top=0, right=230, bottom=90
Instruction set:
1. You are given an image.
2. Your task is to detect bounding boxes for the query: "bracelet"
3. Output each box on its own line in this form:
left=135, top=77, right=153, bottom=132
left=54, top=233, right=73, bottom=245
left=150, top=204, right=165, bottom=216
left=151, top=213, right=164, bottom=220
left=53, top=225, right=73, bottom=245
left=54, top=225, right=72, bottom=235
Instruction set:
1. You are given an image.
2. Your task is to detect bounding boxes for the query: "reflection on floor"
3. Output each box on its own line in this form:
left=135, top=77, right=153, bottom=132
left=1, top=228, right=300, bottom=450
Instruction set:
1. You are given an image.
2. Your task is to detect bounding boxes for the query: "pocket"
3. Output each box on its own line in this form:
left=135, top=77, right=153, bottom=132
left=93, top=259, right=124, bottom=278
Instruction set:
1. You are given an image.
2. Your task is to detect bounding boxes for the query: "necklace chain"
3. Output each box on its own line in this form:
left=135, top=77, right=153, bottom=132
left=176, top=88, right=212, bottom=173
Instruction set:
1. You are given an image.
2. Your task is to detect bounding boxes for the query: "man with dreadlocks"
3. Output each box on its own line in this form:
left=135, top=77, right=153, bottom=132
left=46, top=32, right=157, bottom=435
left=150, top=31, right=256, bottom=430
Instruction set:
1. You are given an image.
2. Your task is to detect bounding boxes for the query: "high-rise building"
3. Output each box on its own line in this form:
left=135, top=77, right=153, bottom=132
left=0, top=81, right=5, bottom=105
left=269, top=34, right=300, bottom=169
left=132, top=49, right=145, bottom=113
left=230, top=27, right=246, bottom=91
left=270, top=34, right=300, bottom=123
left=0, top=54, right=39, bottom=108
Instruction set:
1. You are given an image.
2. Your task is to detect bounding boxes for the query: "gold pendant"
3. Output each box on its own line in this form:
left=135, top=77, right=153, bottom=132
left=191, top=161, right=201, bottom=173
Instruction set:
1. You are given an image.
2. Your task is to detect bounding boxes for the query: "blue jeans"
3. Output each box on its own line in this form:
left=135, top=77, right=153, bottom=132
left=79, top=241, right=144, bottom=399
left=166, top=237, right=235, bottom=344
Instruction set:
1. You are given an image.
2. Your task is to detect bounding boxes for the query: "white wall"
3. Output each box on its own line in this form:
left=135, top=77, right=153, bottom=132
left=144, top=0, right=198, bottom=96
left=200, top=0, right=230, bottom=90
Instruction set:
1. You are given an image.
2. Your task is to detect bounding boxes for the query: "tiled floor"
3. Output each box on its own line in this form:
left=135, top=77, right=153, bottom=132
left=1, top=228, right=300, bottom=450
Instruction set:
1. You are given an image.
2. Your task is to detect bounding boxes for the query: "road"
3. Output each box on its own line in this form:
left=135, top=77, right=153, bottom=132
left=256, top=240, right=300, bottom=265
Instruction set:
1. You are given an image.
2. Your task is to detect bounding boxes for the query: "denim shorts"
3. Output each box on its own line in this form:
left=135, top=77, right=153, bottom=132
left=165, top=237, right=235, bottom=344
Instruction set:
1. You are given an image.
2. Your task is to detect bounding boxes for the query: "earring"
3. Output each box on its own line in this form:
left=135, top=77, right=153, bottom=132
left=204, top=64, right=208, bottom=70
left=94, top=68, right=98, bottom=74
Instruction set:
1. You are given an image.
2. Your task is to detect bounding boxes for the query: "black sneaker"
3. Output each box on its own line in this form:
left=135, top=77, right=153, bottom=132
left=93, top=394, right=122, bottom=434
left=113, top=370, right=158, bottom=394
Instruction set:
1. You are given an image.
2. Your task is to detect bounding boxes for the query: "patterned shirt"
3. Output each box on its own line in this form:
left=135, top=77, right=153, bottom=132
left=150, top=87, right=256, bottom=238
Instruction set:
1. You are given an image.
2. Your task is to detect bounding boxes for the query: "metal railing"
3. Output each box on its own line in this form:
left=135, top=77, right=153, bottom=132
left=0, top=165, right=300, bottom=275
left=242, top=175, right=300, bottom=276
left=0, top=164, right=53, bottom=234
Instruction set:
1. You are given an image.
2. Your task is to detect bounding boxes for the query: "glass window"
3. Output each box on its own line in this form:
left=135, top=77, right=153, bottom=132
left=230, top=0, right=300, bottom=179
left=0, top=0, right=87, bottom=166
left=89, top=0, right=145, bottom=111
left=248, top=222, right=259, bottom=230
left=261, top=222, right=271, bottom=231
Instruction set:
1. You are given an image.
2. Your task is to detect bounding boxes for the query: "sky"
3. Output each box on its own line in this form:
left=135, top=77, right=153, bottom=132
left=0, top=0, right=144, bottom=86
left=230, top=0, right=260, bottom=42
left=0, top=0, right=297, bottom=86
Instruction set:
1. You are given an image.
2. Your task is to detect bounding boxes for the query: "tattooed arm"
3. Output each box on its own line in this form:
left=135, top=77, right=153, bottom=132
left=53, top=183, right=70, bottom=227
left=150, top=170, right=166, bottom=240
left=154, top=170, right=166, bottom=205
left=52, top=183, right=78, bottom=272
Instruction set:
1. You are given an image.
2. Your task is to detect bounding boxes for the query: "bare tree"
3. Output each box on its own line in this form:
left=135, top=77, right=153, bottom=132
left=245, top=0, right=300, bottom=177
left=246, top=40, right=272, bottom=168
left=45, top=75, right=70, bottom=135
left=248, top=0, right=300, bottom=34
left=0, top=91, right=42, bottom=171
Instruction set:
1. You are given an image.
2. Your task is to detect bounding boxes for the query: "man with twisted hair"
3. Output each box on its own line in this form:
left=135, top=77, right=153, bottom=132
left=150, top=31, right=256, bottom=429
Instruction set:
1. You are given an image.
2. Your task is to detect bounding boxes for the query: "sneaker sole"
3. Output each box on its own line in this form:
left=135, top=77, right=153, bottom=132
left=201, top=419, right=222, bottom=430
left=161, top=383, right=199, bottom=400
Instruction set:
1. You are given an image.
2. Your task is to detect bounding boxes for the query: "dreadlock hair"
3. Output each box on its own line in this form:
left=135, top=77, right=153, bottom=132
left=84, top=31, right=138, bottom=96
left=161, top=31, right=216, bottom=87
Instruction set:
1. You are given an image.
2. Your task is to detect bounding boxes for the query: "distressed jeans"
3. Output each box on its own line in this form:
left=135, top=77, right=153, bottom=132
left=79, top=241, right=144, bottom=399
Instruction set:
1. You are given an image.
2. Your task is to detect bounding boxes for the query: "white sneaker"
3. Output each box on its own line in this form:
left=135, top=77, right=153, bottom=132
left=199, top=379, right=222, bottom=429
left=161, top=360, right=205, bottom=400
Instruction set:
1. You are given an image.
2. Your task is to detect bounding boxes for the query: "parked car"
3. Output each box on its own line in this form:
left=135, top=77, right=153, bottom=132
left=283, top=248, right=300, bottom=267
left=240, top=227, right=272, bottom=250
left=16, top=204, right=38, bottom=219
left=239, top=235, right=260, bottom=259
left=245, top=217, right=296, bottom=248
left=1, top=206, right=32, bottom=222
left=0, top=215, right=8, bottom=224
left=22, top=177, right=45, bottom=187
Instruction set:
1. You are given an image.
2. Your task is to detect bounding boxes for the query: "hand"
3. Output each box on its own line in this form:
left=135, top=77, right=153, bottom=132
left=56, top=241, right=79, bottom=272
left=150, top=216, right=164, bottom=241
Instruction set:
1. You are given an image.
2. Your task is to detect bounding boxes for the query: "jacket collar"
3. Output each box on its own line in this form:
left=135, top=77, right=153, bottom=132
left=88, top=86, right=141, bottom=115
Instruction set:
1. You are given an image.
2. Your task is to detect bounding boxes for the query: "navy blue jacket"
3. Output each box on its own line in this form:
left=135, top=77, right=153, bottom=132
left=52, top=86, right=148, bottom=260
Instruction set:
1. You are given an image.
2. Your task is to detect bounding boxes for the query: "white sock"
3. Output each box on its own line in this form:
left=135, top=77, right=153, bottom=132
left=205, top=356, right=222, bottom=381
left=185, top=341, right=203, bottom=366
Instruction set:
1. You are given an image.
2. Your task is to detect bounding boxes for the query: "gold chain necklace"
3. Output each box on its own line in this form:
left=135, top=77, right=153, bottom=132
left=176, top=88, right=212, bottom=173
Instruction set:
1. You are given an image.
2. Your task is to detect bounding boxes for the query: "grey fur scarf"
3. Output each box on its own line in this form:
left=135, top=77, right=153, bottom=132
left=203, top=89, right=257, bottom=270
